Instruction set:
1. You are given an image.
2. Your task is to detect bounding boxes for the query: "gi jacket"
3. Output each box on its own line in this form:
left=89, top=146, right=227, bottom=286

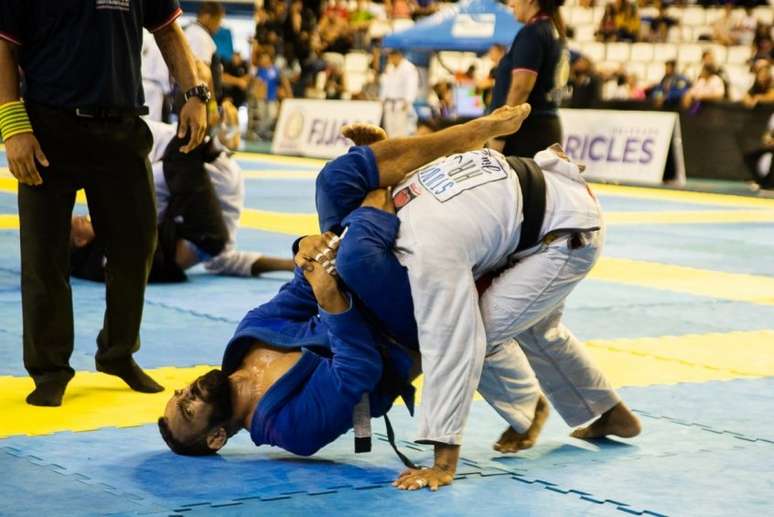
left=221, top=269, right=415, bottom=456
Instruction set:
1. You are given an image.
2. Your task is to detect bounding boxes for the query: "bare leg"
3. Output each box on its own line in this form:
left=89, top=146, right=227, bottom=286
left=250, top=256, right=296, bottom=276
left=494, top=395, right=549, bottom=453
left=371, top=104, right=532, bottom=187
left=570, top=402, right=642, bottom=439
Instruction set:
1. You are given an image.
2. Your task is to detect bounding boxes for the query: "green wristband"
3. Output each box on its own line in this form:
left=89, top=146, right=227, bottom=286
left=0, top=100, right=33, bottom=141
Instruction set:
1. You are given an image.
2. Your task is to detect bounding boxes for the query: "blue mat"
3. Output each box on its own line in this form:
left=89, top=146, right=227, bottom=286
left=2, top=379, right=773, bottom=516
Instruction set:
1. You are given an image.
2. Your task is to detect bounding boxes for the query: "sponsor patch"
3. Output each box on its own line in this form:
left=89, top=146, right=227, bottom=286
left=417, top=149, right=509, bottom=203
left=393, top=183, right=423, bottom=210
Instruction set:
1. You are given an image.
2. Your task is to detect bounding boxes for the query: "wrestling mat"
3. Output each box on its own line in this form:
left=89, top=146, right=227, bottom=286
left=1, top=148, right=773, bottom=516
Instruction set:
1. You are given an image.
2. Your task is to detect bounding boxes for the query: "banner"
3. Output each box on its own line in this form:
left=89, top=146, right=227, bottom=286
left=559, top=109, right=685, bottom=185
left=272, top=99, right=383, bottom=159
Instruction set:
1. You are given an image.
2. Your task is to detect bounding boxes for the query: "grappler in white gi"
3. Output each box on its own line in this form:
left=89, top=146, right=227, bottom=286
left=308, top=104, right=640, bottom=491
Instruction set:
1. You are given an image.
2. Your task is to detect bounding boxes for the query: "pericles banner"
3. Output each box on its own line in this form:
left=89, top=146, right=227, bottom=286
left=272, top=99, right=384, bottom=159
left=559, top=109, right=685, bottom=185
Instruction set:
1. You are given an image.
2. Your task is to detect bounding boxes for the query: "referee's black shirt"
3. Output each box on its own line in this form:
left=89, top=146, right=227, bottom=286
left=491, top=15, right=567, bottom=115
left=0, top=0, right=182, bottom=110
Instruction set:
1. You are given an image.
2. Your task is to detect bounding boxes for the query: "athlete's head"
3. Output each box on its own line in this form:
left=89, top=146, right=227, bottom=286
left=158, top=369, right=236, bottom=456
left=70, top=215, right=96, bottom=249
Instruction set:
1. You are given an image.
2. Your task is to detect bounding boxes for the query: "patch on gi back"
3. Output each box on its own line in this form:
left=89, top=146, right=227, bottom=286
left=417, top=149, right=509, bottom=203
left=393, top=182, right=423, bottom=210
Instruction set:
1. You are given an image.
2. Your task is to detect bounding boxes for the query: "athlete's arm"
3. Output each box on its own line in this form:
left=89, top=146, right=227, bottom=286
left=505, top=70, right=537, bottom=106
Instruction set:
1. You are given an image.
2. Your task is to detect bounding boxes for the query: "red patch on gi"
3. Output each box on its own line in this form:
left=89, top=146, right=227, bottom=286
left=393, top=183, right=422, bottom=210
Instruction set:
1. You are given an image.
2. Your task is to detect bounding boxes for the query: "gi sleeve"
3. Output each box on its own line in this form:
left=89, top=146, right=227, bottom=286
left=397, top=231, right=487, bottom=446
left=0, top=0, right=25, bottom=46
left=511, top=25, right=543, bottom=74
left=258, top=301, right=384, bottom=456
left=204, top=249, right=263, bottom=277
left=143, top=0, right=182, bottom=33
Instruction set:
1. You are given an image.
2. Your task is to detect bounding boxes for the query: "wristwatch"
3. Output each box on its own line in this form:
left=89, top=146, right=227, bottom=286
left=184, top=84, right=212, bottom=104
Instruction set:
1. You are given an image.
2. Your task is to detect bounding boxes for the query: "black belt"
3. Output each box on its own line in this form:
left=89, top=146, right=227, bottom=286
left=506, top=156, right=547, bottom=253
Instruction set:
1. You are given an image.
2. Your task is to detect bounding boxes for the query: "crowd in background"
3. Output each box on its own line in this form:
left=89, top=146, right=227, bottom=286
left=144, top=0, right=773, bottom=142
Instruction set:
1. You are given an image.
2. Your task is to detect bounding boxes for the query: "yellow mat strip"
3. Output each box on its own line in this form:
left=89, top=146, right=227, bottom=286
left=590, top=257, right=774, bottom=305
left=591, top=183, right=774, bottom=209
left=2, top=329, right=772, bottom=438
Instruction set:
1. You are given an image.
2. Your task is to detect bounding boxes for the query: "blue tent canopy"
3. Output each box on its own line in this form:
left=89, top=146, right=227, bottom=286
left=382, top=0, right=522, bottom=54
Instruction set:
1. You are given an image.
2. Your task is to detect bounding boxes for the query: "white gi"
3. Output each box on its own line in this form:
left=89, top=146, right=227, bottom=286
left=380, top=57, right=419, bottom=137
left=147, top=121, right=262, bottom=277
left=184, top=22, right=217, bottom=65
left=141, top=30, right=171, bottom=122
left=392, top=147, right=620, bottom=444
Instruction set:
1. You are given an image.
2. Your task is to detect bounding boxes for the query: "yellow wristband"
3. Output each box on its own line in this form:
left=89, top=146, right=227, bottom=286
left=0, top=100, right=33, bottom=141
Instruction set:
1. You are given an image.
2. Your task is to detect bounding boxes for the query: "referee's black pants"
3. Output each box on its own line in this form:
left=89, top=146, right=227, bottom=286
left=19, top=103, right=157, bottom=387
left=502, top=113, right=563, bottom=159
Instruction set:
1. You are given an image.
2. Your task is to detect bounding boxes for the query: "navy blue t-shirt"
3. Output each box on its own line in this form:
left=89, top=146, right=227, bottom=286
left=0, top=0, right=181, bottom=110
left=490, top=16, right=568, bottom=115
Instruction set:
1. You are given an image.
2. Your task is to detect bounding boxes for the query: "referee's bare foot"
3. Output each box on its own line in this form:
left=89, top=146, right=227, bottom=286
left=486, top=103, right=532, bottom=140
left=494, top=395, right=549, bottom=453
left=342, top=123, right=388, bottom=146
left=571, top=402, right=641, bottom=440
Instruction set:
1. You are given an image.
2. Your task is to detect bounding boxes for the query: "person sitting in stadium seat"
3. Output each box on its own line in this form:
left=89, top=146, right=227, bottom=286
left=682, top=64, right=725, bottom=109
left=647, top=59, right=690, bottom=108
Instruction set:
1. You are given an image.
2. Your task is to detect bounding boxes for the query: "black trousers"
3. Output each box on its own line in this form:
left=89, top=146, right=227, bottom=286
left=70, top=136, right=229, bottom=284
left=744, top=148, right=774, bottom=190
left=502, top=113, right=563, bottom=159
left=20, top=103, right=156, bottom=386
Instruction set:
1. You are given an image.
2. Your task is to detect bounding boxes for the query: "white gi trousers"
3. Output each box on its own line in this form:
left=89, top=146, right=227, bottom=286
left=393, top=149, right=619, bottom=444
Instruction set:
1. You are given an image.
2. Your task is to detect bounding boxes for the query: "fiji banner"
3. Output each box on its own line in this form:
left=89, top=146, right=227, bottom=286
left=559, top=109, right=685, bottom=185
left=272, top=99, right=383, bottom=159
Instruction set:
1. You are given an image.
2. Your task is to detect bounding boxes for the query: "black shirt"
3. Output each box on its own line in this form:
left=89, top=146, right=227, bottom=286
left=490, top=16, right=568, bottom=115
left=0, top=0, right=181, bottom=110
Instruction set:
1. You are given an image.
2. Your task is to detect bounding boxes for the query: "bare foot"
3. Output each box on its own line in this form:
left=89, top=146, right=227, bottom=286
left=571, top=402, right=642, bottom=440
left=485, top=103, right=532, bottom=140
left=494, top=395, right=549, bottom=453
left=341, top=123, right=388, bottom=146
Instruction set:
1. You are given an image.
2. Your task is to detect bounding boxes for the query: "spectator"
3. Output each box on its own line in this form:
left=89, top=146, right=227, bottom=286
left=385, top=0, right=414, bottom=20
left=248, top=50, right=292, bottom=140
left=476, top=44, right=507, bottom=110
left=732, top=6, right=757, bottom=47
left=647, top=2, right=678, bottom=43
left=185, top=1, right=225, bottom=66
left=647, top=59, right=691, bottom=108
left=568, top=56, right=603, bottom=108
left=221, top=53, right=251, bottom=107
left=615, top=0, right=641, bottom=42
left=743, top=61, right=774, bottom=108
left=428, top=80, right=454, bottom=119
left=350, top=0, right=376, bottom=49
left=701, top=49, right=729, bottom=99
left=254, top=7, right=279, bottom=47
left=318, top=5, right=353, bottom=53
left=596, top=4, right=618, bottom=42
left=380, top=49, right=419, bottom=136
left=324, top=64, right=346, bottom=99
left=283, top=0, right=315, bottom=64
left=712, top=3, right=737, bottom=46
left=413, top=0, right=439, bottom=20
left=682, top=64, right=725, bottom=109
left=751, top=31, right=773, bottom=63
left=743, top=112, right=773, bottom=190
left=323, top=0, right=351, bottom=21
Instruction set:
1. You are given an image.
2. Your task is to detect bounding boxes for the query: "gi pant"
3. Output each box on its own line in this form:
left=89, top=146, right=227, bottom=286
left=20, top=103, right=157, bottom=387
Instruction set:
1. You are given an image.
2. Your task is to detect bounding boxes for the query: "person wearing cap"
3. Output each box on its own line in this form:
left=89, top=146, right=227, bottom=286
left=0, top=0, right=208, bottom=406
left=489, top=0, right=570, bottom=157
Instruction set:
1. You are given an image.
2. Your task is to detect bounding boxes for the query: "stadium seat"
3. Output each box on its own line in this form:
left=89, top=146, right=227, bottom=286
left=753, top=6, right=773, bottom=25
left=579, top=41, right=605, bottom=63
left=630, top=43, right=655, bottom=62
left=626, top=62, right=647, bottom=83
left=646, top=62, right=665, bottom=84
left=606, top=42, right=630, bottom=62
left=574, top=24, right=596, bottom=42
left=653, top=43, right=678, bottom=63
left=667, top=26, right=682, bottom=43
left=392, top=19, right=415, bottom=33
left=368, top=19, right=392, bottom=39
left=694, top=25, right=713, bottom=41
left=681, top=26, right=695, bottom=42
left=705, top=44, right=727, bottom=65
left=682, top=7, right=706, bottom=26
left=725, top=64, right=754, bottom=101
left=592, top=6, right=605, bottom=24
left=569, top=6, right=593, bottom=25
left=704, top=7, right=724, bottom=24
left=344, top=52, right=370, bottom=73
left=322, top=52, right=345, bottom=70
left=726, top=45, right=752, bottom=65
left=678, top=44, right=703, bottom=64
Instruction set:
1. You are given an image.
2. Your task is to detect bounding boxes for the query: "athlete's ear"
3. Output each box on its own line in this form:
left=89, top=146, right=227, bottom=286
left=206, top=427, right=228, bottom=450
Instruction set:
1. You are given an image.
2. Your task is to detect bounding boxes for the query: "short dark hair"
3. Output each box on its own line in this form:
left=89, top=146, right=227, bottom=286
left=199, top=1, right=225, bottom=17
left=158, top=417, right=217, bottom=456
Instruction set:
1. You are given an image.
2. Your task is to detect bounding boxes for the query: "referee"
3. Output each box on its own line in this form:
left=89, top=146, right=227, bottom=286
left=489, top=0, right=569, bottom=157
left=0, top=1, right=208, bottom=406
